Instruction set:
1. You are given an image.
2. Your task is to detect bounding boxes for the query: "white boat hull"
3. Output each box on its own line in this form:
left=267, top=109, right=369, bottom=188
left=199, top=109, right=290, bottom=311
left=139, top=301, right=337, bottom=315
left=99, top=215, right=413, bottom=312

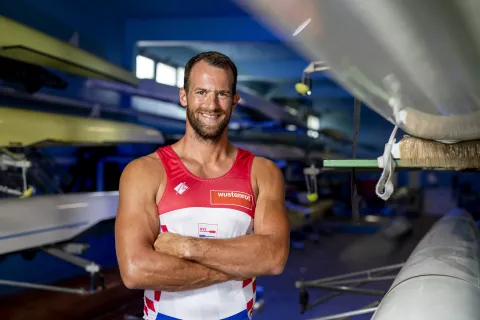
left=0, top=192, right=119, bottom=255
left=373, top=208, right=480, bottom=320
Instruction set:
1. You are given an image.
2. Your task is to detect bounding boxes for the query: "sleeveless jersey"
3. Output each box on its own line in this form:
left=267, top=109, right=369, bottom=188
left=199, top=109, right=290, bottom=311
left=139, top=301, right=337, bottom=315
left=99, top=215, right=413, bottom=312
left=143, top=146, right=257, bottom=320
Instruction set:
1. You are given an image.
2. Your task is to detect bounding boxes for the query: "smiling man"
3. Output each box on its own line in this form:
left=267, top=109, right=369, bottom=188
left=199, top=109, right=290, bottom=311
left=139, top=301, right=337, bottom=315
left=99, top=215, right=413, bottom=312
left=115, top=51, right=290, bottom=320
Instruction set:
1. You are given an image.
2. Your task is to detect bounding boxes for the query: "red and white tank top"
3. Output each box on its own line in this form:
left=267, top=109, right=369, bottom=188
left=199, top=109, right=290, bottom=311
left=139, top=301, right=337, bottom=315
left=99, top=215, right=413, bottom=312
left=143, top=145, right=257, bottom=320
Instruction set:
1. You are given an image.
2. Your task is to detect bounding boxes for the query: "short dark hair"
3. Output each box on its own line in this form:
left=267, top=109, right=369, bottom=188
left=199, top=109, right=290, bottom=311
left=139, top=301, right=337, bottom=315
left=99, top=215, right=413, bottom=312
left=183, top=51, right=238, bottom=94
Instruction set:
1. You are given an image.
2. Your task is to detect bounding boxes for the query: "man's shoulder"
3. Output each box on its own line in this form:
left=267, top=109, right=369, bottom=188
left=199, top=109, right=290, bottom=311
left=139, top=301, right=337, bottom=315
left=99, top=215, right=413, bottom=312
left=121, top=152, right=163, bottom=182
left=251, top=157, right=285, bottom=198
left=252, top=156, right=279, bottom=169
left=252, top=156, right=284, bottom=180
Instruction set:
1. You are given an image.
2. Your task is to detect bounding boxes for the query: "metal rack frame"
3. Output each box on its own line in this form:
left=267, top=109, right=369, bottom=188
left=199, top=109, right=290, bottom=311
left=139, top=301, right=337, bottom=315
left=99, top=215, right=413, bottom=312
left=0, top=242, right=104, bottom=295
left=297, top=263, right=404, bottom=320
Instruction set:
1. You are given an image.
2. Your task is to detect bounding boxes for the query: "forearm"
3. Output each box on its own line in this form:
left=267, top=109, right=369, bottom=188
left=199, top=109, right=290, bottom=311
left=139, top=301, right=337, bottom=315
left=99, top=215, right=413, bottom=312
left=121, top=248, right=242, bottom=292
left=184, top=234, right=287, bottom=278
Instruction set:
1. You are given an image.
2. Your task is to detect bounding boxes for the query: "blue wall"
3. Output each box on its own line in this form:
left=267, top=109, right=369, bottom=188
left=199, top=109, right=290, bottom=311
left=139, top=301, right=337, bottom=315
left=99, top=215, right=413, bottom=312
left=1, top=0, right=125, bottom=67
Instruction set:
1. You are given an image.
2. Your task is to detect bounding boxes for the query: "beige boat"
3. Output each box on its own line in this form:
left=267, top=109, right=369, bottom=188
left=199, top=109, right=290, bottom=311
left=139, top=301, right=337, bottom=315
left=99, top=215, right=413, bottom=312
left=0, top=107, right=165, bottom=147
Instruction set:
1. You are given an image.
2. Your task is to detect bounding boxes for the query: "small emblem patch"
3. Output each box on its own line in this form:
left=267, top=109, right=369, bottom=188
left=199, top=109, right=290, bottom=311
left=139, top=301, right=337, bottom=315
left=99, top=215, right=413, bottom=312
left=174, top=182, right=188, bottom=195
left=198, top=223, right=218, bottom=238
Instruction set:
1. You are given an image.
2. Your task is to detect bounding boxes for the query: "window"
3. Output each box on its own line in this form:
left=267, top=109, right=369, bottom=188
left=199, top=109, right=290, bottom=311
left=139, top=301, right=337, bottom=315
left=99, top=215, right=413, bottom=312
left=137, top=56, right=185, bottom=88
left=177, top=67, right=185, bottom=88
left=136, top=55, right=155, bottom=79
left=156, top=62, right=177, bottom=86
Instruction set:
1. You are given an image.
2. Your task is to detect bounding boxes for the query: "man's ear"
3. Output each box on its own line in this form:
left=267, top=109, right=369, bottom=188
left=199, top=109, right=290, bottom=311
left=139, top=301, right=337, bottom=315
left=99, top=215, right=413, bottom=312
left=179, top=88, right=187, bottom=107
left=232, top=93, right=240, bottom=109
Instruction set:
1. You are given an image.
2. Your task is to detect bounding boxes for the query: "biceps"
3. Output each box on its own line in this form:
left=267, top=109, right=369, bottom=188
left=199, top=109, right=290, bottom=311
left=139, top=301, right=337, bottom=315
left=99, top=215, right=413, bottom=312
left=115, top=205, right=159, bottom=263
left=253, top=199, right=289, bottom=238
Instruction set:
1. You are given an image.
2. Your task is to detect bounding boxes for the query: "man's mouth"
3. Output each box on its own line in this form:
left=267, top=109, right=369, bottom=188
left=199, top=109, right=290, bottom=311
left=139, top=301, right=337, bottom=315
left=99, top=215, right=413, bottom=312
left=200, top=113, right=220, bottom=119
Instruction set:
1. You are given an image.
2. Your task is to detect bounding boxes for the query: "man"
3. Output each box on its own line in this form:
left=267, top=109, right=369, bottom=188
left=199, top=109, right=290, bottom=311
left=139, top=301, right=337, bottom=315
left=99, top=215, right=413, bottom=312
left=115, top=51, right=290, bottom=320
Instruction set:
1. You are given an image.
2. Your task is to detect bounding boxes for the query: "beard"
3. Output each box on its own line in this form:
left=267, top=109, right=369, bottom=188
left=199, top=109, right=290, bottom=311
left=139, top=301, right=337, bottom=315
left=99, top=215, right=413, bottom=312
left=186, top=105, right=232, bottom=142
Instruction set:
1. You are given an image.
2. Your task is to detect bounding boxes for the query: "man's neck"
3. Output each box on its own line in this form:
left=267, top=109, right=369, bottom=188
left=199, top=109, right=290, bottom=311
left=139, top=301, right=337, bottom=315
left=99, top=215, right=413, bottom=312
left=175, top=129, right=234, bottom=165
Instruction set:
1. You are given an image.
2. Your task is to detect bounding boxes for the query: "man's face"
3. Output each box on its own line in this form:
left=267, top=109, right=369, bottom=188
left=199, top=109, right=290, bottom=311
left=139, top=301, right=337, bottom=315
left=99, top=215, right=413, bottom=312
left=180, top=61, right=240, bottom=141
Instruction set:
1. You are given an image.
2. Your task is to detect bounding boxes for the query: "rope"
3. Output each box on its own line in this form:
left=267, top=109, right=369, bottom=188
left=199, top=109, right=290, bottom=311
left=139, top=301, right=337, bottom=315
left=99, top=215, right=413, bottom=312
left=375, top=74, right=404, bottom=201
left=376, top=125, right=399, bottom=200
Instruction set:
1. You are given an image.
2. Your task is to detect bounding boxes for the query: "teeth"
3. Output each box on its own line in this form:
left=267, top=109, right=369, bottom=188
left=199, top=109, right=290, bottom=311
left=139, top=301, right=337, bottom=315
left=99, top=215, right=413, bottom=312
left=201, top=113, right=218, bottom=119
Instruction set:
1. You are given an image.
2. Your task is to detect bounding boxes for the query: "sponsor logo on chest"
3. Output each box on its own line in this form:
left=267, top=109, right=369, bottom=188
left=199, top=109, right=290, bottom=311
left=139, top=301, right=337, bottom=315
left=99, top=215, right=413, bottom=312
left=174, top=182, right=189, bottom=195
left=210, top=190, right=254, bottom=210
left=198, top=223, right=218, bottom=238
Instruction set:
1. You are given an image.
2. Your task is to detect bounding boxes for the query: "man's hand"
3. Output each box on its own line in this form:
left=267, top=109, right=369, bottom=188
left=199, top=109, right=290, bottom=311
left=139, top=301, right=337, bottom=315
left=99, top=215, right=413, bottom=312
left=154, top=232, right=191, bottom=258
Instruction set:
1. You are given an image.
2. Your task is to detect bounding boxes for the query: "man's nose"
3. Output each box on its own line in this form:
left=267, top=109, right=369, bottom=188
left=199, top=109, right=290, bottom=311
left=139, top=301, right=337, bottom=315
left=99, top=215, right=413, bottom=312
left=205, top=92, right=219, bottom=107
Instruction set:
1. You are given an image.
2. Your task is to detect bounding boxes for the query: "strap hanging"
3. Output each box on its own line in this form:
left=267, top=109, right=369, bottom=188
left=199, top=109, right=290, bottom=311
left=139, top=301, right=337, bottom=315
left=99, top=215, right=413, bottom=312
left=376, top=125, right=399, bottom=200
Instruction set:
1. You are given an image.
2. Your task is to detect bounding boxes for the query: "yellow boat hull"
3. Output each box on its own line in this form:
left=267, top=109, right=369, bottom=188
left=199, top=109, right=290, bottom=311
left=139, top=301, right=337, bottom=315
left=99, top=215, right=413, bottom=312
left=0, top=107, right=165, bottom=147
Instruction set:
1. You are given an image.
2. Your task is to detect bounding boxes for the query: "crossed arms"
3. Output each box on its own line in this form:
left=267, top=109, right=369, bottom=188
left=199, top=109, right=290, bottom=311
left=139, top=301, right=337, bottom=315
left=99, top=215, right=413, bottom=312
left=115, top=154, right=290, bottom=292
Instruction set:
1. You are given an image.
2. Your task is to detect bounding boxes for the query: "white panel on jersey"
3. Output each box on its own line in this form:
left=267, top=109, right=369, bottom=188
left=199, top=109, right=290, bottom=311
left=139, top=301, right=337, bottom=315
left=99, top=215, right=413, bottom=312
left=159, top=207, right=253, bottom=239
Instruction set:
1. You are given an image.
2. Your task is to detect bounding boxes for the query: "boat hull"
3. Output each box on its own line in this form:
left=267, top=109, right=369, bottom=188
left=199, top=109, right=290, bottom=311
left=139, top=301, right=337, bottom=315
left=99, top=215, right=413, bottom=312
left=237, top=0, right=480, bottom=142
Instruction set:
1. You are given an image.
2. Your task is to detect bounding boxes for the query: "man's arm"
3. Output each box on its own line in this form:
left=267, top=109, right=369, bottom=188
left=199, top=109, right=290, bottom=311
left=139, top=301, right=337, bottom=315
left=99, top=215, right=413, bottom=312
left=156, top=157, right=290, bottom=278
left=115, top=155, right=243, bottom=292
